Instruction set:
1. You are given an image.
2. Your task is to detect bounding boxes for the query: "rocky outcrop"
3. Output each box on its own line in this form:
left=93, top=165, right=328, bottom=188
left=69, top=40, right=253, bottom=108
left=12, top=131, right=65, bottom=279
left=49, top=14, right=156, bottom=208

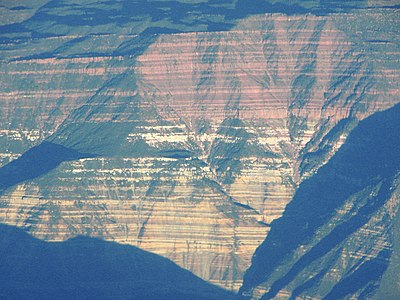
left=0, top=34, right=142, bottom=167
left=0, top=3, right=399, bottom=295
left=239, top=103, right=400, bottom=299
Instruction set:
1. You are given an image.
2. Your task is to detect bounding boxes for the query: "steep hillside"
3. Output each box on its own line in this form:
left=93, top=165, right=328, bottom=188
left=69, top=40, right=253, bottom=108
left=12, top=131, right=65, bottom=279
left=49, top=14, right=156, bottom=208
left=0, top=1, right=399, bottom=295
left=239, top=103, right=400, bottom=299
left=0, top=223, right=234, bottom=299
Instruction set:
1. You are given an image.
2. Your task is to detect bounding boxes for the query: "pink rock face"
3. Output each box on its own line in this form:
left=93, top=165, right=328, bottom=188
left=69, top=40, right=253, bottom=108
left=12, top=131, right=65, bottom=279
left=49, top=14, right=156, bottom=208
left=0, top=10, right=399, bottom=294
left=132, top=12, right=399, bottom=290
left=134, top=12, right=399, bottom=220
left=137, top=14, right=394, bottom=126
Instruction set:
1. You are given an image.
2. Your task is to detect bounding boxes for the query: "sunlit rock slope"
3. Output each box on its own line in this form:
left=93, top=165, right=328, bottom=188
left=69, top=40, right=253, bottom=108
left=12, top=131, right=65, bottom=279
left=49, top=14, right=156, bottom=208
left=0, top=0, right=399, bottom=295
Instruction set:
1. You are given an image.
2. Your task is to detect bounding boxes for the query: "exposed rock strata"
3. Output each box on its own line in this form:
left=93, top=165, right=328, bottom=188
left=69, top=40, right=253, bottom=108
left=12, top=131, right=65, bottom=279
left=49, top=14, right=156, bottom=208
left=240, top=103, right=400, bottom=299
left=0, top=9, right=399, bottom=294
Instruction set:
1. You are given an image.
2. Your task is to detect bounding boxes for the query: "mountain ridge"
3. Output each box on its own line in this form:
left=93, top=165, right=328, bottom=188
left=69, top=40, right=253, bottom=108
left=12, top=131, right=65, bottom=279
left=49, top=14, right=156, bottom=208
left=0, top=1, right=399, bottom=297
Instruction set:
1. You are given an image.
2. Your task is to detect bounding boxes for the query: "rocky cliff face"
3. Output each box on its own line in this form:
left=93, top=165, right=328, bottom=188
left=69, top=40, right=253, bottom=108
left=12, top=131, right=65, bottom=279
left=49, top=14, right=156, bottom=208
left=239, top=103, right=400, bottom=298
left=0, top=1, right=399, bottom=297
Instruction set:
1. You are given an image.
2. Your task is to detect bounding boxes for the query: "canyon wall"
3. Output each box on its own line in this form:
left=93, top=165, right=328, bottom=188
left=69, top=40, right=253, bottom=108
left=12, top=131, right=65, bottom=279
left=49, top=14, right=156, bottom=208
left=240, top=103, right=400, bottom=298
left=0, top=1, right=399, bottom=297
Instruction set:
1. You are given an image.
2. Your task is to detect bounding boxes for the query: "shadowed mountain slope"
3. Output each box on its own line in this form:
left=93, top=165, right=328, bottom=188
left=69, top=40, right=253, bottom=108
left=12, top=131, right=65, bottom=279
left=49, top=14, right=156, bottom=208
left=2, top=0, right=398, bottom=38
left=239, top=103, right=400, bottom=298
left=0, top=223, right=234, bottom=300
left=0, top=0, right=399, bottom=295
left=0, top=142, right=94, bottom=191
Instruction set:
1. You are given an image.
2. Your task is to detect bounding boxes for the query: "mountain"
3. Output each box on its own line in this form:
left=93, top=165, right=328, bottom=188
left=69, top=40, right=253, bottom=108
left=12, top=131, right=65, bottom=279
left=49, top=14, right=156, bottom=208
left=0, top=223, right=234, bottom=299
left=0, top=0, right=399, bottom=298
left=239, top=102, right=400, bottom=299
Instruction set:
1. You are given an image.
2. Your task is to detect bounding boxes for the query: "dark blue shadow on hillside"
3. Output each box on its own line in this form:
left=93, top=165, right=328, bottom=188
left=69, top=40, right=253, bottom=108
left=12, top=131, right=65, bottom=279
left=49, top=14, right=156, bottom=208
left=289, top=267, right=331, bottom=300
left=0, top=223, right=234, bottom=300
left=323, top=249, right=390, bottom=300
left=0, top=141, right=94, bottom=191
left=260, top=178, right=394, bottom=299
left=239, top=102, right=400, bottom=297
left=0, top=0, right=377, bottom=40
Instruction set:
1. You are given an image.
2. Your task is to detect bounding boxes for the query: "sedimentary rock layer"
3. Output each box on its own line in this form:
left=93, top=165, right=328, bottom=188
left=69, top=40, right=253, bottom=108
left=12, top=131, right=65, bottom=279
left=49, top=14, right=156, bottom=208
left=240, top=103, right=400, bottom=299
left=0, top=8, right=399, bottom=294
